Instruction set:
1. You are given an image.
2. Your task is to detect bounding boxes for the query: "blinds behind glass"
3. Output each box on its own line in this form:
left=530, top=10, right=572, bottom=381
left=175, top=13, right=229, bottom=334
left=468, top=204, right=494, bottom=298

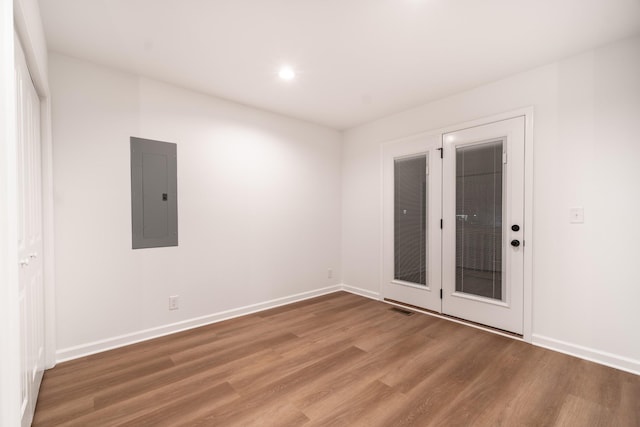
left=394, top=155, right=427, bottom=286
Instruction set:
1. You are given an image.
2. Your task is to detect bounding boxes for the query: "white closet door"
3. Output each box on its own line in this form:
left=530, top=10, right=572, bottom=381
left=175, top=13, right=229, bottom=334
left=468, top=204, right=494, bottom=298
left=16, top=35, right=45, bottom=427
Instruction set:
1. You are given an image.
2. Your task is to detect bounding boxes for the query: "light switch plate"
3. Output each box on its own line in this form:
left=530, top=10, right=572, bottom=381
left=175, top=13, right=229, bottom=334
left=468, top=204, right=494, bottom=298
left=569, top=207, right=584, bottom=224
left=169, top=295, right=179, bottom=310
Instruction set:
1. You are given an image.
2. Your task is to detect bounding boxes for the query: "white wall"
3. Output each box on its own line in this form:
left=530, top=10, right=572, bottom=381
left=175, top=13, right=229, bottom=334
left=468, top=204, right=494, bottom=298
left=342, top=35, right=640, bottom=373
left=50, top=53, right=342, bottom=359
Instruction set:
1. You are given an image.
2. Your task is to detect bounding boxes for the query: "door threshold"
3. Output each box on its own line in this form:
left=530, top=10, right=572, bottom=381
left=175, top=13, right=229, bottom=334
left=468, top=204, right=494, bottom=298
left=383, top=298, right=523, bottom=340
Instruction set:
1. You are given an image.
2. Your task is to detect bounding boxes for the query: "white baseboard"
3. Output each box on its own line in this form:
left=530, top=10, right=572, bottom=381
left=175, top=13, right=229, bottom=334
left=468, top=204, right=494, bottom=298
left=58, top=285, right=638, bottom=377
left=340, top=284, right=381, bottom=300
left=532, top=334, right=640, bottom=376
left=341, top=284, right=639, bottom=376
left=56, top=285, right=342, bottom=363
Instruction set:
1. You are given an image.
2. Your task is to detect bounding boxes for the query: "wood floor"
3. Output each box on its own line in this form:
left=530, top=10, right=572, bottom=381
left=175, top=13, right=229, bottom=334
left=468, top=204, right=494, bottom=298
left=33, top=292, right=639, bottom=426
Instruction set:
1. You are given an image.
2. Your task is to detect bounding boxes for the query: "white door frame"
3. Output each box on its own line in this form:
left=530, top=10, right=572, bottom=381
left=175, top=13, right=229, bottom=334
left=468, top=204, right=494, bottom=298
left=379, top=107, right=534, bottom=342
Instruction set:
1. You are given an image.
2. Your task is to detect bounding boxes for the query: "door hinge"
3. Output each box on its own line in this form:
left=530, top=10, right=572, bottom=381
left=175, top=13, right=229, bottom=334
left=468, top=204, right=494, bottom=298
left=440, top=289, right=443, bottom=299
left=437, top=147, right=443, bottom=158
left=503, top=151, right=507, bottom=164
left=440, top=219, right=443, bottom=229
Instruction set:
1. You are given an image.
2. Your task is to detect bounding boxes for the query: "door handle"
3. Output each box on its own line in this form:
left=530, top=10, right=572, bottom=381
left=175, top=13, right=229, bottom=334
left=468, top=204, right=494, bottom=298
left=510, top=239, right=520, bottom=247
left=19, top=258, right=30, bottom=267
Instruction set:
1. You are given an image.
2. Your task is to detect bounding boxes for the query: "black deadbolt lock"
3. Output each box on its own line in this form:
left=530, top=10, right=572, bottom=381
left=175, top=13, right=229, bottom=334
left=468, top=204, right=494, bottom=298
left=162, top=193, right=168, bottom=201
left=511, top=224, right=520, bottom=232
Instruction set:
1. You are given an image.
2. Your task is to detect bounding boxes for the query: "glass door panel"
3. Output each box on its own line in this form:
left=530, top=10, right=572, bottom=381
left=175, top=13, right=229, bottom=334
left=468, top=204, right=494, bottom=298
left=394, top=155, right=427, bottom=286
left=455, top=141, right=503, bottom=300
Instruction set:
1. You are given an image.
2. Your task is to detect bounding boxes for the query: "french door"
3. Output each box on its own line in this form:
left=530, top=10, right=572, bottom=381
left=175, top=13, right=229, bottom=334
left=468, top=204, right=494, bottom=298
left=383, top=116, right=525, bottom=335
left=382, top=134, right=442, bottom=312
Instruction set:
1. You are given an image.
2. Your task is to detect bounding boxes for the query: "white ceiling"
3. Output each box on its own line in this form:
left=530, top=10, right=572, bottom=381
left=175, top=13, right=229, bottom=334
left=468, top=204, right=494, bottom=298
left=39, top=0, right=640, bottom=130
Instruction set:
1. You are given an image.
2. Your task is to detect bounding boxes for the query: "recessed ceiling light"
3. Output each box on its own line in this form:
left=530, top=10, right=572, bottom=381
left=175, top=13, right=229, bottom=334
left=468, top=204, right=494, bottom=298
left=278, top=66, right=295, bottom=81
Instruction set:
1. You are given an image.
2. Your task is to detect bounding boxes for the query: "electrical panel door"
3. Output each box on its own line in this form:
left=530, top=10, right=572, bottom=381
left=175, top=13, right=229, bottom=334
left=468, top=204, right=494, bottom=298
left=131, top=137, right=178, bottom=249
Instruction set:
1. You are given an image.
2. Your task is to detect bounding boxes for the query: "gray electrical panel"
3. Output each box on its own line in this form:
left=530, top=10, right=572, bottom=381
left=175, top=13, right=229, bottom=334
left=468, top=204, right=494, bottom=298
left=130, top=137, right=178, bottom=249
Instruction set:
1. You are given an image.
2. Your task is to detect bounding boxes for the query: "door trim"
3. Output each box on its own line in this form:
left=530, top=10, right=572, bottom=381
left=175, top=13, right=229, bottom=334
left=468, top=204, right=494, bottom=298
left=378, top=107, right=534, bottom=342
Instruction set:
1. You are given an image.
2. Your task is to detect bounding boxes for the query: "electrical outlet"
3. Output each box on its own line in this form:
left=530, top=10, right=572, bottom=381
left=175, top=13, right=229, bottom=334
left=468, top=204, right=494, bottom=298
left=569, top=207, right=584, bottom=224
left=168, top=295, right=179, bottom=310
left=328, top=268, right=333, bottom=279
